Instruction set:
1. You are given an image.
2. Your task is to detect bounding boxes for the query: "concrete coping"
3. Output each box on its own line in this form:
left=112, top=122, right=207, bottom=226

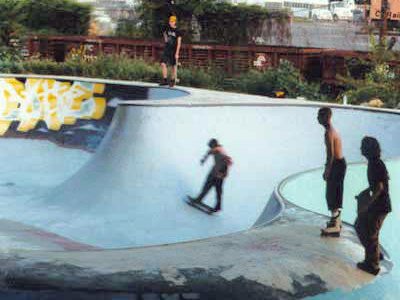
left=0, top=73, right=399, bottom=115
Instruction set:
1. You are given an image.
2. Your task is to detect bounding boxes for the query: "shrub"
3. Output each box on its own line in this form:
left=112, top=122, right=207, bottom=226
left=0, top=56, right=326, bottom=101
left=231, top=60, right=325, bottom=101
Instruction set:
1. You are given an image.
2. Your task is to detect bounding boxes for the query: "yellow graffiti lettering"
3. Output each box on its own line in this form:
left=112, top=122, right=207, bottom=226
left=0, top=78, right=106, bottom=135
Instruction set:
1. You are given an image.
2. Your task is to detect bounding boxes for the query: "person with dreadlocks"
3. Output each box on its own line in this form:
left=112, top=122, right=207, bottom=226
left=355, top=136, right=391, bottom=275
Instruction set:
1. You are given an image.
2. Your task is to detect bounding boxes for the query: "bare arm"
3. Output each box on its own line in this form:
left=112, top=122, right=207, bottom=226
left=200, top=150, right=212, bottom=165
left=163, top=32, right=168, bottom=43
left=175, top=36, right=182, bottom=59
left=323, top=131, right=335, bottom=180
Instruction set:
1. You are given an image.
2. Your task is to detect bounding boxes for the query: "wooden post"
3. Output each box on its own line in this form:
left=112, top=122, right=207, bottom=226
left=152, top=44, right=156, bottom=62
left=379, top=0, right=389, bottom=46
left=227, top=50, right=233, bottom=74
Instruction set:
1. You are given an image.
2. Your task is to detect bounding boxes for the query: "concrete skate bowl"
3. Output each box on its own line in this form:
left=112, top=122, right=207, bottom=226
left=0, top=77, right=400, bottom=248
left=0, top=74, right=188, bottom=249
left=0, top=74, right=399, bottom=298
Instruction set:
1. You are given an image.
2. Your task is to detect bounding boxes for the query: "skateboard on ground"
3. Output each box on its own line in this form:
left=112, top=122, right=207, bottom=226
left=185, top=196, right=215, bottom=215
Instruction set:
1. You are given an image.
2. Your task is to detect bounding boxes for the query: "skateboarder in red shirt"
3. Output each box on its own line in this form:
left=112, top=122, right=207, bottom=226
left=189, top=139, right=232, bottom=212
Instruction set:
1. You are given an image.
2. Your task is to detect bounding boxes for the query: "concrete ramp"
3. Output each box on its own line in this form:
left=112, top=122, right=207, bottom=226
left=0, top=76, right=397, bottom=298
left=37, top=103, right=400, bottom=248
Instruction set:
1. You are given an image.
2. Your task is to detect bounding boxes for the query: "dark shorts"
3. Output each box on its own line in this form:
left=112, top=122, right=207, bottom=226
left=161, top=50, right=176, bottom=66
left=326, top=158, right=346, bottom=211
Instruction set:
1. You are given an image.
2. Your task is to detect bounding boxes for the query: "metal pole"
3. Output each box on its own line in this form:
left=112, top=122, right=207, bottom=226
left=379, top=0, right=389, bottom=46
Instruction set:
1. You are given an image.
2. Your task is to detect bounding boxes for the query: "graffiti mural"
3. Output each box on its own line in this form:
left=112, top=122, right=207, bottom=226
left=0, top=76, right=186, bottom=152
left=0, top=78, right=106, bottom=135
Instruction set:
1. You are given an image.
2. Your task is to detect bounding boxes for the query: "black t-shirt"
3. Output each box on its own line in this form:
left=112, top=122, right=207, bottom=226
left=368, top=158, right=391, bottom=213
left=163, top=25, right=182, bottom=53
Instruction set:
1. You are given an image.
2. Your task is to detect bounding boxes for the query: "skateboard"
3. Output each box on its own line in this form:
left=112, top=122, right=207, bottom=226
left=355, top=189, right=373, bottom=214
left=185, top=196, right=215, bottom=215
left=320, top=229, right=341, bottom=238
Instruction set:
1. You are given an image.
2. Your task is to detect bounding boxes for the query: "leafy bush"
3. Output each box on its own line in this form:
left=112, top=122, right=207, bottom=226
left=232, top=60, right=325, bottom=101
left=232, top=70, right=275, bottom=95
left=178, top=67, right=220, bottom=89
left=0, top=56, right=326, bottom=100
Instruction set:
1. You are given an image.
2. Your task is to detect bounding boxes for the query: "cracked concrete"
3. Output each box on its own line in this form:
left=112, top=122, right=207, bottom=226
left=0, top=203, right=391, bottom=299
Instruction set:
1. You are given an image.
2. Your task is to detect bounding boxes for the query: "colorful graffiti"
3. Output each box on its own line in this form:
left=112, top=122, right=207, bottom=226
left=0, top=78, right=106, bottom=135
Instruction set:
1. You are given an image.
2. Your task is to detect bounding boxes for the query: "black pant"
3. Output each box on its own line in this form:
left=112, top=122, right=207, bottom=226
left=354, top=211, right=387, bottom=268
left=197, top=172, right=224, bottom=210
left=326, top=158, right=346, bottom=211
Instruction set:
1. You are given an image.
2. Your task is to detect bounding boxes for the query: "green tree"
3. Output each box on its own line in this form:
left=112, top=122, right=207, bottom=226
left=115, top=19, right=145, bottom=39
left=0, top=0, right=25, bottom=47
left=20, top=0, right=91, bottom=35
left=339, top=36, right=400, bottom=108
left=136, top=0, right=290, bottom=44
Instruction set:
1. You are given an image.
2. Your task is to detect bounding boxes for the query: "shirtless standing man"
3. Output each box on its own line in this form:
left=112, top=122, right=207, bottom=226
left=318, top=107, right=347, bottom=237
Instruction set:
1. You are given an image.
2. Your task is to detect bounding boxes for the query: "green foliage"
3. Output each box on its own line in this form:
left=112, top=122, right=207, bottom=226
left=232, top=69, right=275, bottom=95
left=232, top=60, right=325, bottom=101
left=178, top=67, right=219, bottom=89
left=136, top=0, right=289, bottom=44
left=0, top=46, right=23, bottom=63
left=19, top=56, right=160, bottom=82
left=197, top=3, right=289, bottom=45
left=0, top=0, right=25, bottom=46
left=344, top=57, right=371, bottom=80
left=340, top=36, right=400, bottom=108
left=115, top=19, right=146, bottom=39
left=0, top=56, right=323, bottom=100
left=0, top=0, right=91, bottom=62
left=20, top=0, right=91, bottom=35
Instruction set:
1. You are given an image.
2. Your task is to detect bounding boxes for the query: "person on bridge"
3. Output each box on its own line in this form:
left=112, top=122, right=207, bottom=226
left=355, top=137, right=391, bottom=275
left=189, top=139, right=232, bottom=212
left=318, top=107, right=347, bottom=237
left=159, top=15, right=182, bottom=88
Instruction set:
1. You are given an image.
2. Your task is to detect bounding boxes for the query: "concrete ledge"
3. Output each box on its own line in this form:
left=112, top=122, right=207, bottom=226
left=0, top=219, right=99, bottom=252
left=0, top=198, right=390, bottom=299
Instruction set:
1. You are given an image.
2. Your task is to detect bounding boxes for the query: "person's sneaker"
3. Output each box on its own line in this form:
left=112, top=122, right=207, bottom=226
left=169, top=78, right=176, bottom=87
left=159, top=78, right=168, bottom=86
left=357, top=261, right=380, bottom=275
left=379, top=252, right=385, bottom=261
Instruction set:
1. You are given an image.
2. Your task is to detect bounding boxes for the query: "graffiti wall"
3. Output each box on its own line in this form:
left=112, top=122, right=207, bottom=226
left=0, top=77, right=149, bottom=152
left=0, top=78, right=106, bottom=135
